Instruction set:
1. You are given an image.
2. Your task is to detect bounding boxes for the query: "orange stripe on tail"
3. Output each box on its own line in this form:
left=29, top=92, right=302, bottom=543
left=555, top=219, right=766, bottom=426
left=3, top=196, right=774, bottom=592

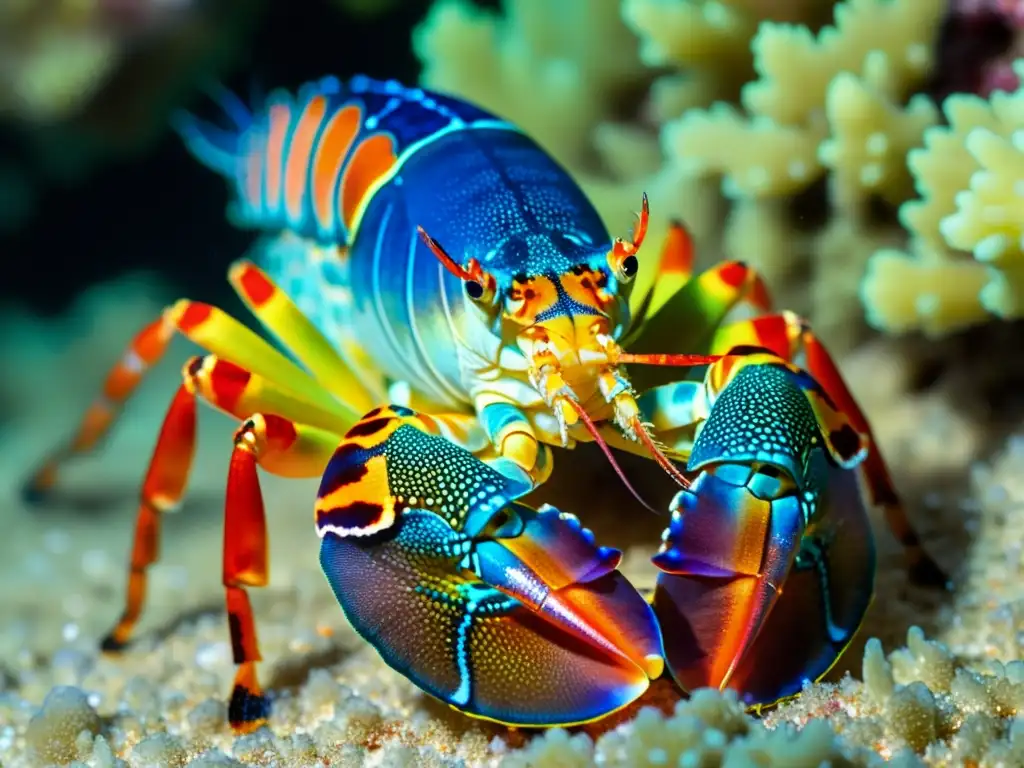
left=312, top=104, right=362, bottom=233
left=341, top=134, right=397, bottom=231
left=265, top=102, right=291, bottom=213
left=284, top=95, right=328, bottom=223
left=244, top=137, right=264, bottom=212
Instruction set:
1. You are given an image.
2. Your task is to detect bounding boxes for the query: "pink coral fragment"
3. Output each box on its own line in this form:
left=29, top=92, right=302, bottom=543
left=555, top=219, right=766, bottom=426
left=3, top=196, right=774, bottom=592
left=946, top=0, right=1024, bottom=95
left=952, top=0, right=1024, bottom=27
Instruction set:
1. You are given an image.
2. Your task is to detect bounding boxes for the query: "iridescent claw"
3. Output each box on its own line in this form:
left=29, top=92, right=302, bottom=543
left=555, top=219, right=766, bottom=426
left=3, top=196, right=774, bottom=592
left=315, top=406, right=664, bottom=726
left=650, top=358, right=876, bottom=707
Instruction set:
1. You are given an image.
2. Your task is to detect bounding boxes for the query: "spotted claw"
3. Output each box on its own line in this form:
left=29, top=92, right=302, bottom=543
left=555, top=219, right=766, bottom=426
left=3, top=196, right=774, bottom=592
left=315, top=408, right=663, bottom=726
left=650, top=362, right=877, bottom=708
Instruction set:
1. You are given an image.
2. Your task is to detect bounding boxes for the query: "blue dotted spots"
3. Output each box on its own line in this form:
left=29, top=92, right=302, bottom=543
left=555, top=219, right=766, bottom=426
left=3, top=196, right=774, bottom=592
left=689, top=364, right=822, bottom=484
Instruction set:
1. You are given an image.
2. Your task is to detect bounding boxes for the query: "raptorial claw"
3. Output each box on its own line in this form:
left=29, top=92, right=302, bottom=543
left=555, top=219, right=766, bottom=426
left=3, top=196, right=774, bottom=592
left=651, top=361, right=876, bottom=708
left=316, top=407, right=663, bottom=726
left=653, top=461, right=874, bottom=706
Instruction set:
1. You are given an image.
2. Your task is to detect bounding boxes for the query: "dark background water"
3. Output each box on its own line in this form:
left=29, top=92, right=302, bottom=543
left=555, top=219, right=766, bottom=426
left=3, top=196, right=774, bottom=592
left=0, top=0, right=446, bottom=317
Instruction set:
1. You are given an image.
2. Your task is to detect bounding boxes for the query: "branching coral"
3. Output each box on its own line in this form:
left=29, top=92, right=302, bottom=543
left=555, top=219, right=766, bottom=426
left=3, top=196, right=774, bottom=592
left=863, top=60, right=1024, bottom=334
left=622, top=0, right=830, bottom=122
left=652, top=0, right=948, bottom=348
left=667, top=0, right=943, bottom=205
left=631, top=0, right=1024, bottom=339
left=414, top=0, right=650, bottom=174
left=412, top=0, right=877, bottom=322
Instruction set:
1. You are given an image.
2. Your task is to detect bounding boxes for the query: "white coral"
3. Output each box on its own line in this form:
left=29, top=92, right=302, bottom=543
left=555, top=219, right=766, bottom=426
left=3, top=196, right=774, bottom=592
left=864, top=60, right=1024, bottom=332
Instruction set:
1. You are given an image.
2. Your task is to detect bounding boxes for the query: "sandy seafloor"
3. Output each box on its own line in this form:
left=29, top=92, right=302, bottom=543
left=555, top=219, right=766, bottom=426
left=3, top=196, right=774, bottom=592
left=2, top=278, right=1024, bottom=767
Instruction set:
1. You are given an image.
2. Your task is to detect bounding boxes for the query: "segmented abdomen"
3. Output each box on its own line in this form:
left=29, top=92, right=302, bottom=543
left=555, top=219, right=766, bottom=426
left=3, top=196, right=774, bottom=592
left=178, top=75, right=507, bottom=246
left=178, top=77, right=514, bottom=405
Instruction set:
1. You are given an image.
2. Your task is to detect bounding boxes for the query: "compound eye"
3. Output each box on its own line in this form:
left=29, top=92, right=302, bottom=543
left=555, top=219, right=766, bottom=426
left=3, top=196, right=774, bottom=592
left=606, top=192, right=649, bottom=283
left=463, top=274, right=497, bottom=306
left=418, top=226, right=496, bottom=306
left=608, top=249, right=639, bottom=283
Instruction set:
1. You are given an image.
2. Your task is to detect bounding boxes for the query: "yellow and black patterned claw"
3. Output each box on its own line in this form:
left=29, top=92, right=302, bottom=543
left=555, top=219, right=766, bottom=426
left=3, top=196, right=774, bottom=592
left=315, top=407, right=663, bottom=726
left=314, top=405, right=533, bottom=540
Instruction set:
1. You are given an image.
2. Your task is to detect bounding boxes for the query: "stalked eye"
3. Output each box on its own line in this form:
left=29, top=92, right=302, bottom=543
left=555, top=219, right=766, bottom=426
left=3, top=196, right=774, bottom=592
left=609, top=249, right=639, bottom=284
left=607, top=192, right=649, bottom=284
left=418, top=225, right=497, bottom=307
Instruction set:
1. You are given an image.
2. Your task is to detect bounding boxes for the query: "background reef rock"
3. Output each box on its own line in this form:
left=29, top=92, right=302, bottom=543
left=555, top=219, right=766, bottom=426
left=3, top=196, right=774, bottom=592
left=3, top=0, right=1024, bottom=766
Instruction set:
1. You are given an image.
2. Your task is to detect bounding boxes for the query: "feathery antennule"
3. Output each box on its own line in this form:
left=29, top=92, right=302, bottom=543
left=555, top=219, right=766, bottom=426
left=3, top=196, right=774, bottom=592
left=629, top=415, right=693, bottom=490
left=559, top=396, right=659, bottom=514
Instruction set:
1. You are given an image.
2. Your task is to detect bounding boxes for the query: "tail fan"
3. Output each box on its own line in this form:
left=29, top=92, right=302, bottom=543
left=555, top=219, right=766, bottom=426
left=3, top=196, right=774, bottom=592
left=173, top=80, right=257, bottom=168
